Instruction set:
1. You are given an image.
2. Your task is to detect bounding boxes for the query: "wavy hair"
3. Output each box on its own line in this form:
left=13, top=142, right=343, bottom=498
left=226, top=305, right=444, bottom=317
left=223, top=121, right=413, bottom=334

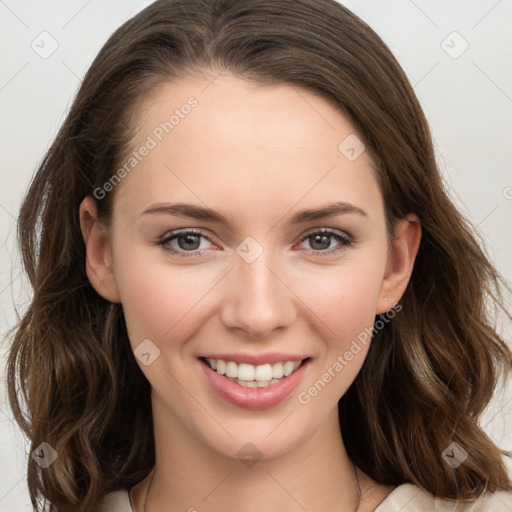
left=5, top=0, right=512, bottom=510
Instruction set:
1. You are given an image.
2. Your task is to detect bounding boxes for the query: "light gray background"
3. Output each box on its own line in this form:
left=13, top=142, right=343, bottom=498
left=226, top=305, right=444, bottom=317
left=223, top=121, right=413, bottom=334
left=1, top=1, right=511, bottom=510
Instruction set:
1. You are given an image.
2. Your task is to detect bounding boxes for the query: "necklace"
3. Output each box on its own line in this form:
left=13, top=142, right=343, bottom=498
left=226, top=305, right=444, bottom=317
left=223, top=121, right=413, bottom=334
left=143, top=466, right=156, bottom=512
left=129, top=466, right=156, bottom=512
left=136, top=462, right=362, bottom=512
left=352, top=461, right=363, bottom=511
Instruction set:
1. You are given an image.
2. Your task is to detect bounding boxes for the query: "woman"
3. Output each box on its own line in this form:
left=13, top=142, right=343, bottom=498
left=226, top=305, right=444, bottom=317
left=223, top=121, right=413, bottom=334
left=6, top=1, right=512, bottom=511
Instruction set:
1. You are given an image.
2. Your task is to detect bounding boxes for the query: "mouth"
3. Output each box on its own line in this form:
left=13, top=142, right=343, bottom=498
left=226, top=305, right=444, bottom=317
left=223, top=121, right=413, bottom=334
left=198, top=356, right=311, bottom=409
left=200, top=356, right=310, bottom=387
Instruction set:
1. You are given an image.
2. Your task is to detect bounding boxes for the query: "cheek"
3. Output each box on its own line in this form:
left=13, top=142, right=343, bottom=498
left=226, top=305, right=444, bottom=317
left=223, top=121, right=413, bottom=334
left=290, top=255, right=385, bottom=400
left=294, top=259, right=385, bottom=343
left=113, top=251, right=221, bottom=348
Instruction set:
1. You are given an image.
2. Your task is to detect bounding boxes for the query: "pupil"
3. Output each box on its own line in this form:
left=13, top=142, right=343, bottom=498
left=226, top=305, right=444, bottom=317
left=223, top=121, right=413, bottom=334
left=179, top=234, right=200, bottom=250
left=311, top=234, right=330, bottom=250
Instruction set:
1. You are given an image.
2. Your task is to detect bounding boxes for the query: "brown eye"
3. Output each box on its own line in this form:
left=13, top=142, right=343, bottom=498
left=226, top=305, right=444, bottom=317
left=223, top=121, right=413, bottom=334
left=297, top=228, right=354, bottom=255
left=308, top=233, right=332, bottom=251
left=157, top=230, right=214, bottom=256
left=174, top=233, right=202, bottom=251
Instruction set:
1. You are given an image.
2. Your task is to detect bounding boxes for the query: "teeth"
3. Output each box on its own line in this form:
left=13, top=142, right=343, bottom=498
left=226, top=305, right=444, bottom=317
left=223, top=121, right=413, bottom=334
left=283, top=361, right=295, bottom=377
left=216, top=359, right=226, bottom=375
left=272, top=362, right=284, bottom=378
left=238, top=380, right=258, bottom=388
left=254, top=364, right=273, bottom=381
left=237, top=378, right=282, bottom=388
left=238, top=363, right=255, bottom=381
left=205, top=358, right=304, bottom=384
left=226, top=361, right=238, bottom=378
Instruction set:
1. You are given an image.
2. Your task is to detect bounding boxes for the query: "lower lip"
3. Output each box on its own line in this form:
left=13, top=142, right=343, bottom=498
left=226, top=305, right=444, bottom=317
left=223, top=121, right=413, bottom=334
left=199, top=358, right=310, bottom=410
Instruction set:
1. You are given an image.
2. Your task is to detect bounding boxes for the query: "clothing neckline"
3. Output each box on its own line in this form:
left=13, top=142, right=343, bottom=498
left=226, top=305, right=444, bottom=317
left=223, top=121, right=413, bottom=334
left=118, top=453, right=512, bottom=512
left=125, top=482, right=403, bottom=512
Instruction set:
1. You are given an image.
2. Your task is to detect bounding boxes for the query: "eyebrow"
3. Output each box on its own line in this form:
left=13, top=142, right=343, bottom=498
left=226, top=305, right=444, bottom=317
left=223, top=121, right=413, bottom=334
left=140, top=201, right=367, bottom=226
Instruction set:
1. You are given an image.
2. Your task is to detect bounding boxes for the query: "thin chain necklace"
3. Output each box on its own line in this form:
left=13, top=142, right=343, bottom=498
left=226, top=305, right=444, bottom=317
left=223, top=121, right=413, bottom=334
left=142, top=466, right=156, bottom=512
left=137, top=462, right=362, bottom=512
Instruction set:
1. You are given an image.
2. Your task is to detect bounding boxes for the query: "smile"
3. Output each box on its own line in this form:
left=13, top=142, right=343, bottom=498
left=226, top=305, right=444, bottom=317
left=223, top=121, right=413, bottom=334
left=203, top=357, right=303, bottom=387
left=199, top=356, right=311, bottom=409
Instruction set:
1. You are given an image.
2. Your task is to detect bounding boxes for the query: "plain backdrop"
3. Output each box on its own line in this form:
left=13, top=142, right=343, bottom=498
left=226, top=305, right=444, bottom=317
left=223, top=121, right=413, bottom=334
left=1, top=1, right=511, bottom=510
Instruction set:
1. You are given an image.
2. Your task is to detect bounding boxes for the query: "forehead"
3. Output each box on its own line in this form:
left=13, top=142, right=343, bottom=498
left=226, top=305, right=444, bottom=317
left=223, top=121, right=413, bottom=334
left=112, top=72, right=382, bottom=223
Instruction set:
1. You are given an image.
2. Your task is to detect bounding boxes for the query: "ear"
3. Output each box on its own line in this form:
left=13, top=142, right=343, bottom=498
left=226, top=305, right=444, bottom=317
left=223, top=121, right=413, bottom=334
left=79, top=196, right=121, bottom=303
left=376, top=213, right=421, bottom=314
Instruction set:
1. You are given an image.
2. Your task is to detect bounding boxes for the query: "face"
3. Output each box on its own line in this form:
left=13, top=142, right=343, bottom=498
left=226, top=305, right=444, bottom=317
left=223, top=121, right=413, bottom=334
left=81, top=70, right=419, bottom=462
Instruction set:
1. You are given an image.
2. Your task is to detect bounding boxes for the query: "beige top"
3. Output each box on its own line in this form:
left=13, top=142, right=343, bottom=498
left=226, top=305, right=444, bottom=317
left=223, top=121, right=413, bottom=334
left=98, top=454, right=512, bottom=512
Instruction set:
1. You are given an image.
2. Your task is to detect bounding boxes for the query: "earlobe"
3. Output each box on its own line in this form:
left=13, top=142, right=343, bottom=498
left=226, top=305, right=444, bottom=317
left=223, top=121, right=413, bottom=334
left=79, top=196, right=121, bottom=303
left=376, top=214, right=421, bottom=314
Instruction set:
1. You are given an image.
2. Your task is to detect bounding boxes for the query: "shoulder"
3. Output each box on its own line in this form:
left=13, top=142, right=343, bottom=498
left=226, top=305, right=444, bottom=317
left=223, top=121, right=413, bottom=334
left=375, top=453, right=512, bottom=511
left=375, top=483, right=512, bottom=511
left=98, top=488, right=132, bottom=512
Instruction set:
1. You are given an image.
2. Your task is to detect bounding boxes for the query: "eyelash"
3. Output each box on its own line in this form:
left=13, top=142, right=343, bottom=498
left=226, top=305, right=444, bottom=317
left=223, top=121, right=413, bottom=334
left=155, top=228, right=354, bottom=258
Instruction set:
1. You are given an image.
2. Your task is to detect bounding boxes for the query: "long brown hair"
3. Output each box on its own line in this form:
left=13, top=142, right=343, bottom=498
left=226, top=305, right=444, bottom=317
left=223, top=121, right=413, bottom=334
left=5, top=0, right=512, bottom=510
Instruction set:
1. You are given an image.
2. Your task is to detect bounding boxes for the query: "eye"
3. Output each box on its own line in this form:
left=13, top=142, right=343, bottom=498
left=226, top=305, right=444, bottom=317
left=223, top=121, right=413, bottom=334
left=156, top=227, right=354, bottom=258
left=156, top=229, right=215, bottom=257
left=296, top=228, right=354, bottom=255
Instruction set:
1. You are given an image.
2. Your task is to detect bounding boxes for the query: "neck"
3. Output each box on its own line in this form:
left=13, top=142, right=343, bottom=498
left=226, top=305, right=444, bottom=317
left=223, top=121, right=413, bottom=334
left=130, top=396, right=393, bottom=512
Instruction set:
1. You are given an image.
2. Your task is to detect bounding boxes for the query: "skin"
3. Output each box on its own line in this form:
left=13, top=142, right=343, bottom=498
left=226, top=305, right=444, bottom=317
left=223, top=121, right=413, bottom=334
left=80, top=70, right=421, bottom=512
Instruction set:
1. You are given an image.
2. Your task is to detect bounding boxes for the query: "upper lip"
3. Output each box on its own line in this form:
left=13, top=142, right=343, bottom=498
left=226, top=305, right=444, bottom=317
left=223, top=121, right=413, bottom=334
left=199, top=353, right=310, bottom=365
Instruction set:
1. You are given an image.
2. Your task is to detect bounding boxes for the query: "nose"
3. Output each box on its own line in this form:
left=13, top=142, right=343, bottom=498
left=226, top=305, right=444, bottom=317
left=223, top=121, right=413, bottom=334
left=220, top=247, right=296, bottom=339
